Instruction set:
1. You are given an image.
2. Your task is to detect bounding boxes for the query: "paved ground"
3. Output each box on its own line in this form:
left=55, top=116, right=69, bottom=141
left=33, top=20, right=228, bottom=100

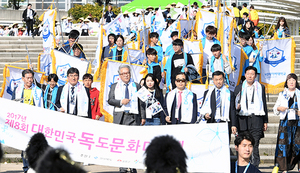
left=0, top=163, right=299, bottom=173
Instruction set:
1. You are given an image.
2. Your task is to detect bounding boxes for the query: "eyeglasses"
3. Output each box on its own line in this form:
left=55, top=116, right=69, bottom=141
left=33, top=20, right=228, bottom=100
left=120, top=72, right=130, bottom=76
left=175, top=79, right=186, bottom=83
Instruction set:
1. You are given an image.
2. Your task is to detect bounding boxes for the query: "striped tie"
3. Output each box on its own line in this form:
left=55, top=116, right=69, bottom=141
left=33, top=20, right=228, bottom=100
left=216, top=89, right=221, bottom=123
left=70, top=86, right=75, bottom=105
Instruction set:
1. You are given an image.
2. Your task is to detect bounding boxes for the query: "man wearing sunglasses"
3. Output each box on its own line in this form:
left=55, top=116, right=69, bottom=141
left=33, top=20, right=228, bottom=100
left=165, top=72, right=197, bottom=124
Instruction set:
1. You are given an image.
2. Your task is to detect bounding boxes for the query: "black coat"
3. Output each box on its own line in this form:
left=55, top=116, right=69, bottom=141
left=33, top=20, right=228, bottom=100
left=201, top=88, right=236, bottom=124
left=22, top=9, right=36, bottom=21
left=164, top=91, right=198, bottom=124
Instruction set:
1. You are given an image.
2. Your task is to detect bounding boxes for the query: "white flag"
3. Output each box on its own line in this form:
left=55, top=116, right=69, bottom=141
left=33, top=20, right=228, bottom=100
left=184, top=40, right=201, bottom=73
left=153, top=8, right=167, bottom=33
left=160, top=20, right=178, bottom=52
left=51, top=50, right=89, bottom=86
left=196, top=10, right=216, bottom=40
left=258, top=38, right=296, bottom=93
left=40, top=9, right=57, bottom=54
left=1, top=66, right=45, bottom=99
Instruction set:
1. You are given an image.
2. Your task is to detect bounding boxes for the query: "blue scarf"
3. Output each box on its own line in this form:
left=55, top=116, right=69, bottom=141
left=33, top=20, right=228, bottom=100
left=210, top=55, right=229, bottom=84
left=164, top=51, right=187, bottom=92
left=147, top=62, right=160, bottom=74
left=44, top=84, right=58, bottom=110
left=277, top=29, right=284, bottom=38
left=201, top=37, right=221, bottom=48
left=112, top=46, right=125, bottom=61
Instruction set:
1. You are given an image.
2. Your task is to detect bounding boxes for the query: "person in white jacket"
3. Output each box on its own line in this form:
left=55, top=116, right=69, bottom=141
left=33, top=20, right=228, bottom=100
left=273, top=73, right=300, bottom=172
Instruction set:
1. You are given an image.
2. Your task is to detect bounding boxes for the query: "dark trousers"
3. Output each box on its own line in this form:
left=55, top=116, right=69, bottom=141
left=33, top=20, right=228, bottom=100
left=26, top=19, right=34, bottom=35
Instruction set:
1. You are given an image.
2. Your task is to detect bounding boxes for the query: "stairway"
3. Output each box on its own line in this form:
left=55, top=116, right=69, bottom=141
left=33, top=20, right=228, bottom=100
left=0, top=35, right=299, bottom=166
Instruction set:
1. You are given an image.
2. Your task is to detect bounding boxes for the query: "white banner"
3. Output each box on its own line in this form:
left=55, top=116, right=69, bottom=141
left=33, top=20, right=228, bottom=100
left=100, top=60, right=146, bottom=122
left=259, top=38, right=293, bottom=86
left=41, top=9, right=56, bottom=54
left=51, top=50, right=89, bottom=86
left=196, top=10, right=216, bottom=40
left=0, top=98, right=230, bottom=173
left=2, top=66, right=45, bottom=99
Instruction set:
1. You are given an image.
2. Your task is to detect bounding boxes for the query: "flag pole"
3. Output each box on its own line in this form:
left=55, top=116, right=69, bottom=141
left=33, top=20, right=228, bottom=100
left=56, top=0, right=65, bottom=46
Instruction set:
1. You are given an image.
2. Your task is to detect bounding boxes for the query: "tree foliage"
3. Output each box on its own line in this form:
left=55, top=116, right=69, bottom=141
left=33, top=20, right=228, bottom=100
left=68, top=4, right=120, bottom=23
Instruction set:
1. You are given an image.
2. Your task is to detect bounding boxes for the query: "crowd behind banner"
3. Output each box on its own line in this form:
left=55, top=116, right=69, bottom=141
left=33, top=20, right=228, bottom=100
left=0, top=1, right=298, bottom=172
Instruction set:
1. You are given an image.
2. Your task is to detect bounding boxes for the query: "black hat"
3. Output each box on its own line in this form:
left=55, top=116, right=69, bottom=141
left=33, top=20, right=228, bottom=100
left=145, top=135, right=187, bottom=173
left=36, top=148, right=87, bottom=173
left=25, top=133, right=50, bottom=170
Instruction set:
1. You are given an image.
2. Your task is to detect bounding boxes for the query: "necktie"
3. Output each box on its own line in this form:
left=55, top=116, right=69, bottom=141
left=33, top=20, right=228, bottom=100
left=125, top=84, right=129, bottom=99
left=71, top=86, right=75, bottom=104
left=216, top=89, right=221, bottom=123
left=177, top=91, right=182, bottom=109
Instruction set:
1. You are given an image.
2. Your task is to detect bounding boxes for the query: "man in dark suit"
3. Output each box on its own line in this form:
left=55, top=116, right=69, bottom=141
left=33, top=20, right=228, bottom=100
left=164, top=72, right=197, bottom=124
left=108, top=64, right=145, bottom=173
left=55, top=67, right=91, bottom=118
left=108, top=64, right=146, bottom=126
left=22, top=4, right=36, bottom=37
left=200, top=71, right=237, bottom=134
left=234, top=66, right=268, bottom=168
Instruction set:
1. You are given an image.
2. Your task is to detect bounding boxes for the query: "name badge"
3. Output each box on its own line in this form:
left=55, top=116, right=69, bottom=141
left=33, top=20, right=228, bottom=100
left=248, top=103, right=255, bottom=114
left=288, top=109, right=297, bottom=120
left=215, top=108, right=221, bottom=119
left=146, top=107, right=152, bottom=119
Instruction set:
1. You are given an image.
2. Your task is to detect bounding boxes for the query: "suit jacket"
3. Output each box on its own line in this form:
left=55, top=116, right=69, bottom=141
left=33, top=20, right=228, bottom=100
left=55, top=85, right=92, bottom=118
left=22, top=9, right=36, bottom=21
left=233, top=83, right=268, bottom=132
left=201, top=89, right=236, bottom=124
left=108, top=82, right=145, bottom=125
left=164, top=91, right=198, bottom=124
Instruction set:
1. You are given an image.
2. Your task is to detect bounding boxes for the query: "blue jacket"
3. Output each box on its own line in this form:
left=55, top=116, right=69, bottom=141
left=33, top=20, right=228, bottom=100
left=249, top=49, right=263, bottom=74
left=200, top=36, right=221, bottom=49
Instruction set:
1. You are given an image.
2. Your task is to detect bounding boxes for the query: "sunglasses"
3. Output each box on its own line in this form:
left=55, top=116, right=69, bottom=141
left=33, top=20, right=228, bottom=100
left=176, top=79, right=186, bottom=83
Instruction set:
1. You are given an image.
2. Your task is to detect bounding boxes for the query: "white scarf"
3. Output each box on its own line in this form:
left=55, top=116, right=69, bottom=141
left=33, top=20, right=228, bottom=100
left=60, top=82, right=89, bottom=117
left=15, top=83, right=43, bottom=108
left=166, top=88, right=194, bottom=123
left=114, top=80, right=139, bottom=114
left=274, top=88, right=300, bottom=120
left=240, top=80, right=265, bottom=116
left=200, top=85, right=231, bottom=122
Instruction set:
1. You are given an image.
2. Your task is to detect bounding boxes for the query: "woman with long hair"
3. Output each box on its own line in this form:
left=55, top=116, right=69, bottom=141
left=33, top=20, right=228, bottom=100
left=274, top=17, right=290, bottom=38
left=142, top=73, right=165, bottom=125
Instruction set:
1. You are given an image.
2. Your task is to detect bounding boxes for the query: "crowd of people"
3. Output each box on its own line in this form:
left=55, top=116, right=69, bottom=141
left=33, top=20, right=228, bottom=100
left=3, top=1, right=298, bottom=173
